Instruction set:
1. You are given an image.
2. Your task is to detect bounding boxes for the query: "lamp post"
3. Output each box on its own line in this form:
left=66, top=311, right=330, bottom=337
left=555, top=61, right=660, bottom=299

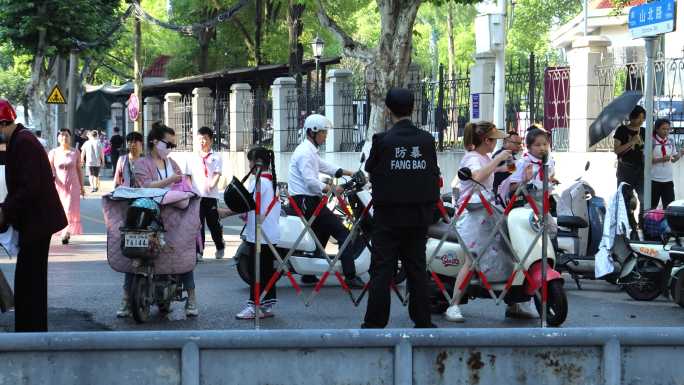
left=311, top=35, right=325, bottom=109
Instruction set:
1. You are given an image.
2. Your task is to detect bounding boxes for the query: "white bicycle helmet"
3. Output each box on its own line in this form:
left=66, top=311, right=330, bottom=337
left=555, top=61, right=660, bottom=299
left=303, top=114, right=332, bottom=133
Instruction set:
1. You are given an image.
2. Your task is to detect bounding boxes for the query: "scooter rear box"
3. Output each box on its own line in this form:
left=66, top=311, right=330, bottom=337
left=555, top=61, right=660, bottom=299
left=665, top=200, right=684, bottom=234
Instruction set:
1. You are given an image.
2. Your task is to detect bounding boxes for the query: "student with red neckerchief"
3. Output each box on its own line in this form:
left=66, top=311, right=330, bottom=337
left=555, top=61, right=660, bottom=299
left=651, top=118, right=682, bottom=209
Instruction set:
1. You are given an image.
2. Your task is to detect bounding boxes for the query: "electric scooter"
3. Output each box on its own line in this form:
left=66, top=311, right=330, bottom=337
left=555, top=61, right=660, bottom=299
left=554, top=163, right=677, bottom=301
left=428, top=167, right=568, bottom=326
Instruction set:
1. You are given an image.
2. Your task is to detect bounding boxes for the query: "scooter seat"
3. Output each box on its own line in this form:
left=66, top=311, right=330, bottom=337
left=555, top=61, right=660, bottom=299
left=427, top=222, right=460, bottom=243
left=557, top=215, right=588, bottom=229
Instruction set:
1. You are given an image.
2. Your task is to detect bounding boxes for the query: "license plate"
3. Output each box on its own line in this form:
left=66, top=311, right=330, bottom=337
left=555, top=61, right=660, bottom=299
left=124, top=233, right=149, bottom=248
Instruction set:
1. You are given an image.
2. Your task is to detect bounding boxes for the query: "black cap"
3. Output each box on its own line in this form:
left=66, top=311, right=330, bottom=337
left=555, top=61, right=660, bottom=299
left=385, top=88, right=414, bottom=117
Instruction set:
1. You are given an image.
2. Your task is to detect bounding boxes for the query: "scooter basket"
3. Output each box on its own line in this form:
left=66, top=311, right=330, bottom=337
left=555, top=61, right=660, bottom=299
left=120, top=229, right=165, bottom=260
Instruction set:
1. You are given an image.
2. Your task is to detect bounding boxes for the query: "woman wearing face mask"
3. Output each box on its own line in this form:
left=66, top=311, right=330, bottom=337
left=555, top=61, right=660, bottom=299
left=132, top=121, right=199, bottom=318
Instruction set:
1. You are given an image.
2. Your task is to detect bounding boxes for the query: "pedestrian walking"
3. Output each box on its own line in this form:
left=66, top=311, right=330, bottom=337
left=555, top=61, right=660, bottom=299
left=0, top=99, right=67, bottom=332
left=186, top=126, right=225, bottom=261
left=361, top=88, right=439, bottom=329
left=651, top=118, right=682, bottom=209
left=133, top=121, right=199, bottom=317
left=110, top=127, right=124, bottom=174
left=48, top=128, right=85, bottom=245
left=81, top=130, right=105, bottom=192
left=614, top=105, right=646, bottom=227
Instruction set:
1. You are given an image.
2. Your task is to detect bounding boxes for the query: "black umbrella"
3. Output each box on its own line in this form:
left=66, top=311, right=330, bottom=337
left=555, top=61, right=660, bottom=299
left=588, top=90, right=643, bottom=147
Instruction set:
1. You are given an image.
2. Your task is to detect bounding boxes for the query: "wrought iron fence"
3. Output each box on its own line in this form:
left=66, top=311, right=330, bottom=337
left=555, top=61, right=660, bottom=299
left=167, top=93, right=193, bottom=152
left=504, top=53, right=545, bottom=136
left=339, top=84, right=370, bottom=152
left=203, top=90, right=230, bottom=151
left=285, top=87, right=324, bottom=151
left=408, top=64, right=471, bottom=151
left=252, top=87, right=273, bottom=147
left=594, top=53, right=684, bottom=151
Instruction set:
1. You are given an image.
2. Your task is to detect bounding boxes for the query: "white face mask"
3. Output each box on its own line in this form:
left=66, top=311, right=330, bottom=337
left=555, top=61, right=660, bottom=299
left=155, top=141, right=170, bottom=159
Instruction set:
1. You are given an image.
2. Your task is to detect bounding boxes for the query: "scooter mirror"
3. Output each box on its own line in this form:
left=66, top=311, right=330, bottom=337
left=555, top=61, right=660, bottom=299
left=585, top=161, right=591, bottom=171
left=457, top=167, right=473, bottom=181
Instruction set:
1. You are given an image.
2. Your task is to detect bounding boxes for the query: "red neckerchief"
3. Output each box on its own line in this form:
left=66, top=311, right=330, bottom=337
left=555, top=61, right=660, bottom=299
left=524, top=153, right=544, bottom=181
left=201, top=152, right=212, bottom=177
left=654, top=134, right=669, bottom=158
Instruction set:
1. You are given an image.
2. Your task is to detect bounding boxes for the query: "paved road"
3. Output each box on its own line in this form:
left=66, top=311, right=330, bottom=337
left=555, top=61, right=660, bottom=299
left=1, top=185, right=683, bottom=332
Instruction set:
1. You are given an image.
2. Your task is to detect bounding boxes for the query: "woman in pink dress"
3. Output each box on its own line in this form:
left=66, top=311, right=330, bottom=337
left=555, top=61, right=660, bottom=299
left=48, top=128, right=85, bottom=244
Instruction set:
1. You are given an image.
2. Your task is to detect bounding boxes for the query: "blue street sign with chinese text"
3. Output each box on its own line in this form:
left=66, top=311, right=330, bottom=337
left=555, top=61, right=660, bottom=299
left=629, top=0, right=676, bottom=39
left=472, top=93, right=480, bottom=119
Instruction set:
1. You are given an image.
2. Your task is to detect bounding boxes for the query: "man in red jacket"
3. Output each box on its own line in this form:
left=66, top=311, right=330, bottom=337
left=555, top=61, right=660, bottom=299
left=0, top=99, right=67, bottom=332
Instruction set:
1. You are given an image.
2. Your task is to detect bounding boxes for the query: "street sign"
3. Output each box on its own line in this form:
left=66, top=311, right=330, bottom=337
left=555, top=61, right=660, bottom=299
left=128, top=93, right=139, bottom=121
left=46, top=85, right=66, bottom=104
left=472, top=93, right=480, bottom=119
left=629, top=0, right=676, bottom=39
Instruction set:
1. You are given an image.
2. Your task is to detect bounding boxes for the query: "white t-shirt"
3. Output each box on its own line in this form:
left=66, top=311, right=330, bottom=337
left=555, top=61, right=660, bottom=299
left=652, top=135, right=677, bottom=182
left=186, top=151, right=223, bottom=198
left=509, top=153, right=556, bottom=191
left=245, top=174, right=281, bottom=245
left=457, top=151, right=495, bottom=205
left=81, top=139, right=103, bottom=167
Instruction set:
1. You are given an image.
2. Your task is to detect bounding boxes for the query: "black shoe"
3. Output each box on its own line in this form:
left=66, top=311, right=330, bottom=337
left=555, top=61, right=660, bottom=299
left=345, top=276, right=365, bottom=289
left=301, top=275, right=319, bottom=285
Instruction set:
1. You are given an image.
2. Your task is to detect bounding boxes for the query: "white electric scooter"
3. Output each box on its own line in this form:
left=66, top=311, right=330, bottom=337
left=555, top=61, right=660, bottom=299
left=426, top=167, right=568, bottom=326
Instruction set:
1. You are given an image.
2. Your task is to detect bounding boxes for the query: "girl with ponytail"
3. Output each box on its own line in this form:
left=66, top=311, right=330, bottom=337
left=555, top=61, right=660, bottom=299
left=234, top=146, right=281, bottom=320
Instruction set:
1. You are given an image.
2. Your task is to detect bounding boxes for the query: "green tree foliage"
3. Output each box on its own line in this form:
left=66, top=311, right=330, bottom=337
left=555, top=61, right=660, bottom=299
left=0, top=43, right=30, bottom=105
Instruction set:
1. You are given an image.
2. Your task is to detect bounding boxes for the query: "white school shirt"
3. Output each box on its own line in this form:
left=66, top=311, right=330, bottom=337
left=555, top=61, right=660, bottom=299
left=509, top=153, right=556, bottom=191
left=652, top=135, right=676, bottom=182
left=288, top=139, right=339, bottom=196
left=186, top=151, right=223, bottom=198
left=245, top=174, right=281, bottom=245
left=456, top=151, right=495, bottom=205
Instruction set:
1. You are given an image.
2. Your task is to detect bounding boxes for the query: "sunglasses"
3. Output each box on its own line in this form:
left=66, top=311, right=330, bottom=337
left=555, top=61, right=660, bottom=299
left=0, top=121, right=12, bottom=127
left=159, top=139, right=177, bottom=149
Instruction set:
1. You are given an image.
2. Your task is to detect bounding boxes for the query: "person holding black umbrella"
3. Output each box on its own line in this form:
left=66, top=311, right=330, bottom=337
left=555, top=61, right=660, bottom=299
left=613, top=105, right=646, bottom=227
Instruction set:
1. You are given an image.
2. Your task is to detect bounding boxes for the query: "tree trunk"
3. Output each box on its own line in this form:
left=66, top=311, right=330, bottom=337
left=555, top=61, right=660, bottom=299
left=287, top=1, right=305, bottom=88
left=25, top=10, right=51, bottom=141
left=447, top=1, right=456, bottom=81
left=255, top=0, right=263, bottom=65
left=198, top=32, right=211, bottom=73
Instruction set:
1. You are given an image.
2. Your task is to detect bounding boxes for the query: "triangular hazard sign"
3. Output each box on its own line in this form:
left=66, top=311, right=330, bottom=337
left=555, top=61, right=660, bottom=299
left=47, top=85, right=66, bottom=104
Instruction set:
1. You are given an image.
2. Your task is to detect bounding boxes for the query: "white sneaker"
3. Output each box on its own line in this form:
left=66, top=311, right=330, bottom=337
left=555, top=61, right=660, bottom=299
left=505, top=300, right=538, bottom=319
left=444, top=304, right=465, bottom=323
left=116, top=299, right=130, bottom=318
left=185, top=298, right=199, bottom=317
left=235, top=304, right=274, bottom=320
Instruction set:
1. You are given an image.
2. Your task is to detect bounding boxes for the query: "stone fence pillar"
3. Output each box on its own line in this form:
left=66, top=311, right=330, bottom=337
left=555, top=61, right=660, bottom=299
left=325, top=69, right=353, bottom=152
left=567, top=36, right=611, bottom=152
left=164, top=93, right=181, bottom=128
left=192, top=87, right=213, bottom=152
left=469, top=53, right=496, bottom=124
left=143, top=97, right=161, bottom=140
left=110, top=102, right=124, bottom=134
left=230, top=83, right=252, bottom=152
left=271, top=77, right=297, bottom=153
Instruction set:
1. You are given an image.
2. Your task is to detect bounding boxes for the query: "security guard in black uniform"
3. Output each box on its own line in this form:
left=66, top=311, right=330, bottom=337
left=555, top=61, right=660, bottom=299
left=362, top=88, right=440, bottom=329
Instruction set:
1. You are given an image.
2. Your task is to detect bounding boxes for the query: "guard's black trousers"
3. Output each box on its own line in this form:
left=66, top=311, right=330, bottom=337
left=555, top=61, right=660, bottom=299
left=363, top=225, right=432, bottom=328
left=198, top=197, right=225, bottom=254
left=14, top=236, right=50, bottom=332
left=291, top=195, right=356, bottom=279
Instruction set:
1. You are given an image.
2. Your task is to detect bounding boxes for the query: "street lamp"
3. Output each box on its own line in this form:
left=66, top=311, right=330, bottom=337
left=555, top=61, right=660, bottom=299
left=311, top=35, right=325, bottom=107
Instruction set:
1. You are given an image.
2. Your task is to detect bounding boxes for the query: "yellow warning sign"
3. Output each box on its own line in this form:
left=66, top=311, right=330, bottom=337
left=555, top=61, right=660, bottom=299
left=47, top=85, right=66, bottom=104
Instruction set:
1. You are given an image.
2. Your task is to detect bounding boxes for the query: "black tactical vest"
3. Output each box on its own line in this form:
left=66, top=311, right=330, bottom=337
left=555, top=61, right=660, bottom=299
left=366, top=120, right=440, bottom=205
